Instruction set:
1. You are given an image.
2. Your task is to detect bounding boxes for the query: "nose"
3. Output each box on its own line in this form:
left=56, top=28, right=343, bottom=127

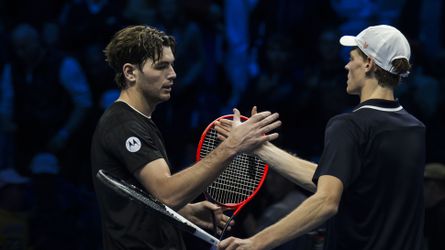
left=168, top=65, right=176, bottom=80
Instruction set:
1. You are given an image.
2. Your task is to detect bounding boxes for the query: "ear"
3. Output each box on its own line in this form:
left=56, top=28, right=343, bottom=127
left=123, top=63, right=137, bottom=83
left=364, top=57, right=376, bottom=73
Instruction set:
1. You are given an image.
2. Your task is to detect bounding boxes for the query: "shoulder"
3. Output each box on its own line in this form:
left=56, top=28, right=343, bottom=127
left=94, top=104, right=147, bottom=147
left=400, top=109, right=426, bottom=128
left=324, top=113, right=364, bottom=142
left=98, top=103, right=137, bottom=128
left=327, top=105, right=393, bottom=131
left=99, top=103, right=158, bottom=136
left=326, top=113, right=359, bottom=131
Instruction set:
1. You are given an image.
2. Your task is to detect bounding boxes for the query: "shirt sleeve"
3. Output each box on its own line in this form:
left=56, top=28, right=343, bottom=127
left=312, top=115, right=362, bottom=189
left=104, top=120, right=164, bottom=174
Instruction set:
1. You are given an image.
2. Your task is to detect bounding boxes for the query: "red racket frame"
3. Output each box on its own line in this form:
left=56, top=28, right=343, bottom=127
left=196, top=114, right=269, bottom=221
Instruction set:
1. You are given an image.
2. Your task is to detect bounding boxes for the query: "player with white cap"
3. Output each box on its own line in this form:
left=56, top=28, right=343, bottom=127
left=218, top=25, right=425, bottom=250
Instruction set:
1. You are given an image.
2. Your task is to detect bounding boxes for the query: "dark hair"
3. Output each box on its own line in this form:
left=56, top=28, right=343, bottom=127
left=354, top=47, right=411, bottom=88
left=104, top=25, right=176, bottom=89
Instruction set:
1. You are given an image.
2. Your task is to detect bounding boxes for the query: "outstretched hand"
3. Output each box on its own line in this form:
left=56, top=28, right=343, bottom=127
left=215, top=106, right=263, bottom=141
left=220, top=107, right=280, bottom=153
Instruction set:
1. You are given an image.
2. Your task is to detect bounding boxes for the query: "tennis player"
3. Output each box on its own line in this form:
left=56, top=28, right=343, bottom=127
left=91, top=25, right=281, bottom=249
left=217, top=25, right=425, bottom=250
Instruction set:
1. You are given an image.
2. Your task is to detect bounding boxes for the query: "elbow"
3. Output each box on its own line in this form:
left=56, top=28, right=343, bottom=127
left=303, top=182, right=317, bottom=193
left=324, top=202, right=338, bottom=218
left=315, top=192, right=339, bottom=218
left=320, top=194, right=339, bottom=219
left=154, top=181, right=188, bottom=210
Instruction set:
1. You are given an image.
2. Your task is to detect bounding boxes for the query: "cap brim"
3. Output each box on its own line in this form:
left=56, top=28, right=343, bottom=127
left=339, top=35, right=357, bottom=46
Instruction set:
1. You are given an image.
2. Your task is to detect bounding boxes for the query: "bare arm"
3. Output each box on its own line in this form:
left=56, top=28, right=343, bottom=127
left=255, top=142, right=317, bottom=193
left=215, top=110, right=317, bottom=192
left=136, top=142, right=236, bottom=210
left=136, top=110, right=281, bottom=210
left=219, top=175, right=343, bottom=250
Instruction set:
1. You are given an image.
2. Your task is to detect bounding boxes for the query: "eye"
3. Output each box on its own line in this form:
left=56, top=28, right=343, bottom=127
left=154, top=62, right=169, bottom=70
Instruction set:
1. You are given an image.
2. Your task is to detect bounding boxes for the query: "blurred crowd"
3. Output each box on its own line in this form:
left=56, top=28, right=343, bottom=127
left=0, top=0, right=444, bottom=249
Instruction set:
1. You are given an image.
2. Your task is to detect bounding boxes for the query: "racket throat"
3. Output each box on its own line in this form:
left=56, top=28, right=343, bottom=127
left=218, top=205, right=244, bottom=240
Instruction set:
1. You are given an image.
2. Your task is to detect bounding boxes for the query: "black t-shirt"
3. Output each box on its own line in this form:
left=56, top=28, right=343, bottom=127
left=91, top=101, right=186, bottom=250
left=313, top=99, right=425, bottom=250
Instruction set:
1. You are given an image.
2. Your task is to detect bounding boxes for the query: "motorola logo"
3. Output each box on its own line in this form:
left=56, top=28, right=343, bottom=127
left=126, top=137, right=141, bottom=152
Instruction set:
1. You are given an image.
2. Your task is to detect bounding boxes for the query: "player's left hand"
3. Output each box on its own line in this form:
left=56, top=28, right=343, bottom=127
left=183, top=201, right=234, bottom=235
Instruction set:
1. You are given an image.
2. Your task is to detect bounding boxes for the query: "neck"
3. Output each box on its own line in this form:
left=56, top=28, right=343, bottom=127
left=118, top=90, right=156, bottom=117
left=359, top=79, right=395, bottom=103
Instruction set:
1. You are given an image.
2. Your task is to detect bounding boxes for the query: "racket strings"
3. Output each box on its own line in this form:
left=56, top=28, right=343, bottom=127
left=209, top=155, right=265, bottom=201
left=201, top=129, right=266, bottom=204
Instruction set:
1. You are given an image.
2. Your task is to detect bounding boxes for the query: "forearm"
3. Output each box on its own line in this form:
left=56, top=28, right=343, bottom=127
left=147, top=140, right=237, bottom=209
left=252, top=192, right=337, bottom=250
left=256, top=142, right=317, bottom=192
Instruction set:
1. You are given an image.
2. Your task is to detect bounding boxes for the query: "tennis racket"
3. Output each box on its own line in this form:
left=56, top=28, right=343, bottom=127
left=196, top=114, right=269, bottom=239
left=96, top=169, right=220, bottom=246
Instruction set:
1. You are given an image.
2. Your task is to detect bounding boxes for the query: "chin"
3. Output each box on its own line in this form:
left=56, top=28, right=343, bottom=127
left=347, top=90, right=360, bottom=97
left=161, top=94, right=171, bottom=101
left=346, top=85, right=359, bottom=96
left=346, top=85, right=352, bottom=94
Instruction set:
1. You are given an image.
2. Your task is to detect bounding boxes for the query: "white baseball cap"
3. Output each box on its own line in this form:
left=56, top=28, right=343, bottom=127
left=339, top=25, right=411, bottom=77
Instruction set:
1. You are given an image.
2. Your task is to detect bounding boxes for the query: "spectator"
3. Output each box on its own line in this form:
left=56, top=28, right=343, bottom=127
left=1, top=23, right=92, bottom=181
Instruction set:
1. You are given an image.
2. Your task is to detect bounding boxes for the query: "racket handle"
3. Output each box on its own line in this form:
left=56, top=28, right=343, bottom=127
left=164, top=206, right=220, bottom=246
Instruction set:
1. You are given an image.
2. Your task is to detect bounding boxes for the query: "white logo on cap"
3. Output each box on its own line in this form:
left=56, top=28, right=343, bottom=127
left=126, top=137, right=141, bottom=152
